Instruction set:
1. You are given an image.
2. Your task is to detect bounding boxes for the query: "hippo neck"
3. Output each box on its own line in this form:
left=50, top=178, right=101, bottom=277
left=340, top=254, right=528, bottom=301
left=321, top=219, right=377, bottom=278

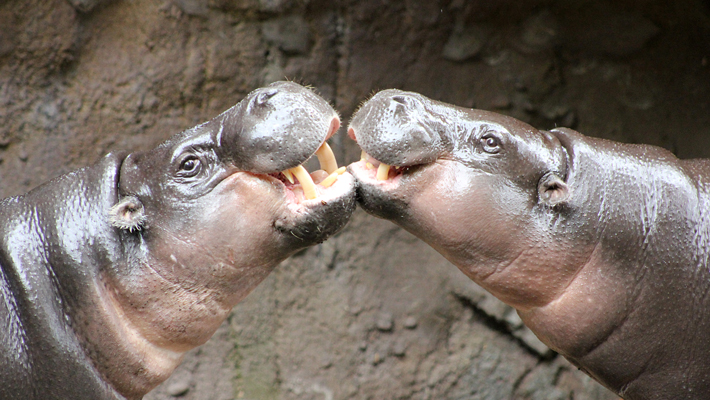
left=74, top=155, right=191, bottom=398
left=6, top=154, right=187, bottom=399
left=521, top=129, right=710, bottom=394
left=0, top=154, right=138, bottom=399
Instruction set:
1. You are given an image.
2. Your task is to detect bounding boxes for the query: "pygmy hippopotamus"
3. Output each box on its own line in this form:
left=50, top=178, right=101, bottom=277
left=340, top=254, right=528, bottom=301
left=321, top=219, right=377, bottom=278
left=0, top=81, right=356, bottom=400
left=348, top=89, right=710, bottom=400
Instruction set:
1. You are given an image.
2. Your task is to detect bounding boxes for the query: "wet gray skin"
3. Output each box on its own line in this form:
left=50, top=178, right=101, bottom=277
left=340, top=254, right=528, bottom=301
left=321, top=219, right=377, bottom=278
left=0, top=81, right=355, bottom=400
left=348, top=89, right=710, bottom=400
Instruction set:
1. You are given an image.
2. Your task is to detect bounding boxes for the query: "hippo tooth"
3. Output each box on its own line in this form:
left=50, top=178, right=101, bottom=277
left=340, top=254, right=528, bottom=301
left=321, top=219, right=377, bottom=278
left=315, top=142, right=338, bottom=174
left=320, top=171, right=339, bottom=188
left=282, top=169, right=295, bottom=184
left=317, top=166, right=347, bottom=188
left=289, top=165, right=317, bottom=200
left=366, top=162, right=375, bottom=170
left=376, top=163, right=391, bottom=181
left=360, top=150, right=367, bottom=161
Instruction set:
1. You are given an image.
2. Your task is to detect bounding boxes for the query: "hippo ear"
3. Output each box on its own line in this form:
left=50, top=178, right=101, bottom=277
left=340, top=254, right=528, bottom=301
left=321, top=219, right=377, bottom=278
left=538, top=172, right=569, bottom=206
left=109, top=196, right=147, bottom=232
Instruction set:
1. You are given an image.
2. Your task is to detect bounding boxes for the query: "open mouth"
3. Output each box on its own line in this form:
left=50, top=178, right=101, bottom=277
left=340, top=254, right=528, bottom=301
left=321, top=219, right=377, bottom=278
left=356, top=150, right=413, bottom=182
left=348, top=127, right=416, bottom=183
left=269, top=141, right=348, bottom=201
left=268, top=118, right=350, bottom=202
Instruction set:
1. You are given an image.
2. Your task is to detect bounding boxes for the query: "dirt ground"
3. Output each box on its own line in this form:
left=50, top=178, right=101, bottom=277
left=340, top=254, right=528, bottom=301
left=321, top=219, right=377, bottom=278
left=1, top=0, right=709, bottom=398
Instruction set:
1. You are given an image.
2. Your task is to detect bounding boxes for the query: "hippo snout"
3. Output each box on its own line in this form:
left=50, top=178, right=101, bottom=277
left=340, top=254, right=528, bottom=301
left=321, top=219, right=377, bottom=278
left=218, top=81, right=341, bottom=174
left=349, top=89, right=450, bottom=169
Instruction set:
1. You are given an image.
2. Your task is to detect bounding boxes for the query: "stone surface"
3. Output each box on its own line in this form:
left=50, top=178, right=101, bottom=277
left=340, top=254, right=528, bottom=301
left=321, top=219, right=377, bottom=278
left=516, top=9, right=559, bottom=53
left=166, top=381, right=190, bottom=397
left=65, top=0, right=109, bottom=12
left=442, top=23, right=489, bottom=61
left=2, top=0, right=709, bottom=399
left=262, top=15, right=311, bottom=55
left=375, top=312, right=394, bottom=332
left=403, top=316, right=418, bottom=329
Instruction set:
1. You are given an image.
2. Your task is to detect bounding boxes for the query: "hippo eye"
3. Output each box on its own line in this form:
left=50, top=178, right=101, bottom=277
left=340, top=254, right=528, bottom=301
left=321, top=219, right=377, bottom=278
left=178, top=155, right=202, bottom=177
left=481, top=134, right=501, bottom=154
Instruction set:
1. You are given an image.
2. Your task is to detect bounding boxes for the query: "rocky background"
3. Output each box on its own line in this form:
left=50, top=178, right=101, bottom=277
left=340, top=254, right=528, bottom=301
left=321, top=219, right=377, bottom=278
left=1, top=0, right=709, bottom=399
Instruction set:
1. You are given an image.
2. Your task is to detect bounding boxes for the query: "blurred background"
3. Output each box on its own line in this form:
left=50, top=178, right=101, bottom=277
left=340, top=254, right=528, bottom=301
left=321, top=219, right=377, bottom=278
left=1, top=0, right=708, bottom=398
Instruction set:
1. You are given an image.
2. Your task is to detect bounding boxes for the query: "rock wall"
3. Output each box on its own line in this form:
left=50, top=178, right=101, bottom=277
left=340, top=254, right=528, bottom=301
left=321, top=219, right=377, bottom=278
left=1, top=0, right=709, bottom=399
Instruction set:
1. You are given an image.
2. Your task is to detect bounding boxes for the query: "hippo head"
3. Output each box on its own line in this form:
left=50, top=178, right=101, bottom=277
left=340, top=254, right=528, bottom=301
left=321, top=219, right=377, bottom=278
left=112, top=81, right=352, bottom=246
left=348, top=89, right=573, bottom=309
left=97, top=81, right=355, bottom=397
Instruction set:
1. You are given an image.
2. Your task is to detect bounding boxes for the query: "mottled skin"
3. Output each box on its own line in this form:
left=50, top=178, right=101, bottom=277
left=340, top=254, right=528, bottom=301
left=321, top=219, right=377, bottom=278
left=348, top=89, right=710, bottom=400
left=0, top=81, right=356, bottom=400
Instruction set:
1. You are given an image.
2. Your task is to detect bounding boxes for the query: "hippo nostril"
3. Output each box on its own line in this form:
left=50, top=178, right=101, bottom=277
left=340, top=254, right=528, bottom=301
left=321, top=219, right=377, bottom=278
left=391, top=95, right=407, bottom=105
left=256, top=89, right=279, bottom=106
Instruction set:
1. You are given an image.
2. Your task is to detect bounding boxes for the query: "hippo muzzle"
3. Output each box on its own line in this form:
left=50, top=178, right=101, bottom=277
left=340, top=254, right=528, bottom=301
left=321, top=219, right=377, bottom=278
left=348, top=89, right=452, bottom=168
left=219, top=81, right=342, bottom=173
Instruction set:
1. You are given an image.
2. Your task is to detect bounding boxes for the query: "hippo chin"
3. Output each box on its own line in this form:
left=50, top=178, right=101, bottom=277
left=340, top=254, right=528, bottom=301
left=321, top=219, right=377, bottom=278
left=348, top=89, right=710, bottom=400
left=0, top=81, right=356, bottom=400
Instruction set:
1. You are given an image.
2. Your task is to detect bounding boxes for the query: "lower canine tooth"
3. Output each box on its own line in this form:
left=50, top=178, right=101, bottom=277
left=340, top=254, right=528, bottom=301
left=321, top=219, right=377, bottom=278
left=289, top=165, right=317, bottom=200
left=376, top=163, right=391, bottom=181
left=315, top=142, right=338, bottom=174
left=336, top=166, right=346, bottom=175
left=282, top=169, right=294, bottom=184
left=320, top=171, right=339, bottom=188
